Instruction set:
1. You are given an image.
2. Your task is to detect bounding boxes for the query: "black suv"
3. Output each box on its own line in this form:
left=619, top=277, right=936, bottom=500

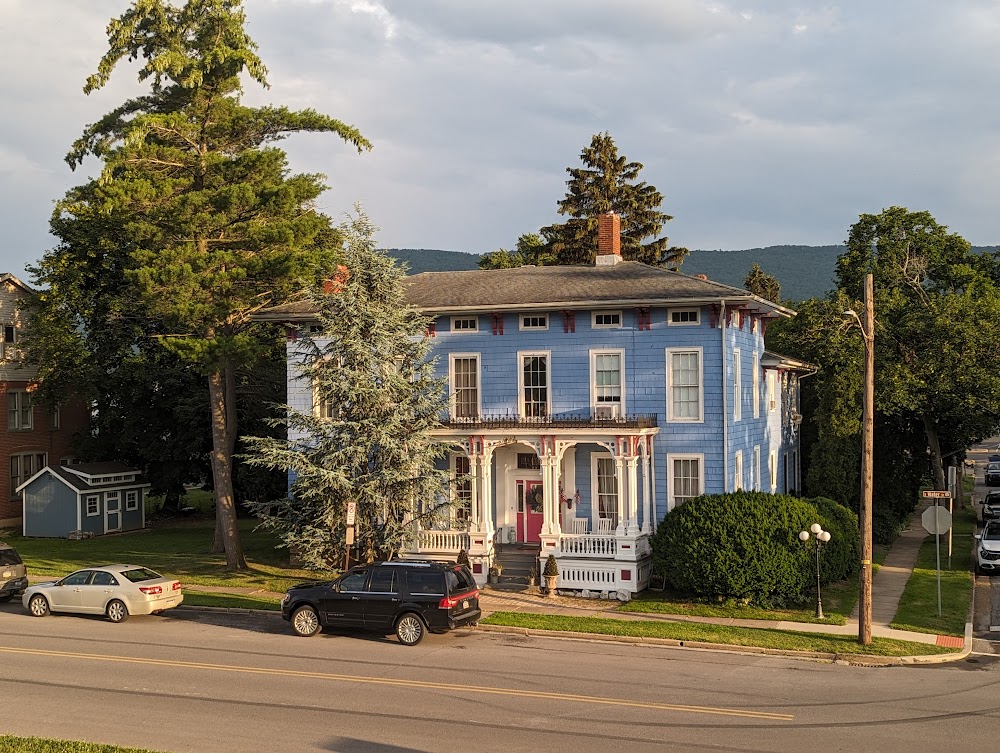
left=0, top=542, right=27, bottom=603
left=983, top=491, right=1000, bottom=524
left=281, top=560, right=481, bottom=646
left=987, top=462, right=1000, bottom=486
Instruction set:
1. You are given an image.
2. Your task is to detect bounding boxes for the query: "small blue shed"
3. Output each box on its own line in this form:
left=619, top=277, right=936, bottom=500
left=18, top=463, right=151, bottom=538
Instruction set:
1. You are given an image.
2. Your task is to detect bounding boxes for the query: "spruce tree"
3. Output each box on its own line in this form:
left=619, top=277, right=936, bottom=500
left=243, top=211, right=453, bottom=569
left=542, top=132, right=686, bottom=267
left=744, top=263, right=782, bottom=304
left=57, top=0, right=371, bottom=569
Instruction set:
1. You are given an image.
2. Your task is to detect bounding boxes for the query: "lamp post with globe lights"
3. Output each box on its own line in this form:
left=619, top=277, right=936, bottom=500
left=799, top=523, right=832, bottom=620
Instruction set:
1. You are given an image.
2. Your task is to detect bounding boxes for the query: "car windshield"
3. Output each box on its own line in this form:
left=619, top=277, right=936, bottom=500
left=121, top=568, right=162, bottom=583
left=0, top=549, right=21, bottom=566
left=984, top=526, right=1000, bottom=541
left=990, top=464, right=1000, bottom=471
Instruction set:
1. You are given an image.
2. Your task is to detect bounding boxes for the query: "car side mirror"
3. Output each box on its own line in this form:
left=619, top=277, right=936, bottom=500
left=974, top=533, right=982, bottom=540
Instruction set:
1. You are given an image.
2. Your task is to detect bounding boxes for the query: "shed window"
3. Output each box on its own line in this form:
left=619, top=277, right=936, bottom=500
left=85, top=495, right=100, bottom=517
left=126, top=490, right=139, bottom=512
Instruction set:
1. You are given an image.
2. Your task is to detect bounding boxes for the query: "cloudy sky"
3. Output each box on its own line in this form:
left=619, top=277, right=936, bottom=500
left=2, top=0, right=999, bottom=279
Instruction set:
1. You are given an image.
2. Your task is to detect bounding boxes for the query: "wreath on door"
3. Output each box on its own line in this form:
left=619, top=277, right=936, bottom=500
left=527, top=485, right=544, bottom=513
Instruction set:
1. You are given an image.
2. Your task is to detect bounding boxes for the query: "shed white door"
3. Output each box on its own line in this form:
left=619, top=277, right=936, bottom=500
left=105, top=493, right=122, bottom=533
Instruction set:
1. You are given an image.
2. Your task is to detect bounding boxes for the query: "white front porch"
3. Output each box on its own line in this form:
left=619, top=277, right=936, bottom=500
left=401, top=421, right=658, bottom=593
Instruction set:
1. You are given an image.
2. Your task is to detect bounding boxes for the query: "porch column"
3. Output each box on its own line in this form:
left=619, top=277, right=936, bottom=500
left=615, top=454, right=627, bottom=536
left=641, top=448, right=652, bottom=534
left=471, top=455, right=484, bottom=533
left=481, top=446, right=495, bottom=538
left=626, top=455, right=640, bottom=536
left=540, top=455, right=561, bottom=536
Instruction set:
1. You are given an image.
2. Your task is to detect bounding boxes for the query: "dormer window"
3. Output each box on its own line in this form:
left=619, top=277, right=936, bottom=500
left=519, top=314, right=548, bottom=331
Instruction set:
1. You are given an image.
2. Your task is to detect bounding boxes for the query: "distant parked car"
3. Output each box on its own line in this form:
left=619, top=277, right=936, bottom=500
left=0, top=542, right=27, bottom=603
left=987, top=463, right=1000, bottom=486
left=22, top=565, right=182, bottom=623
left=983, top=491, right=1000, bottom=524
left=989, top=454, right=1000, bottom=463
left=281, top=560, right=481, bottom=646
left=977, top=521, right=1000, bottom=575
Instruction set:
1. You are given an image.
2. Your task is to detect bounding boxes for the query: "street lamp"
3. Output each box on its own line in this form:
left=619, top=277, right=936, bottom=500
left=843, top=272, right=874, bottom=645
left=799, top=523, right=832, bottom=619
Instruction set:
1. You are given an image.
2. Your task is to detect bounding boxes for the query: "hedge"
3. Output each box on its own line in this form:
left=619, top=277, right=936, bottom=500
left=810, top=496, right=860, bottom=583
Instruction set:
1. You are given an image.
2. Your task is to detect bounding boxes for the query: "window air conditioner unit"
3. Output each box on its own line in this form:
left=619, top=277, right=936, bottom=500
left=594, top=404, right=621, bottom=420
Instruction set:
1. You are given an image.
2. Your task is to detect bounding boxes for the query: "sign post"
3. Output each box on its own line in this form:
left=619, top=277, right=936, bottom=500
left=345, top=502, right=357, bottom=573
left=921, top=496, right=952, bottom=618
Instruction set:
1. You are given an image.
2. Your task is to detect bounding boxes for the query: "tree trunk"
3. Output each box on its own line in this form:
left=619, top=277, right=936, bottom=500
left=208, top=366, right=247, bottom=570
left=212, top=365, right=239, bottom=553
left=923, top=415, right=947, bottom=491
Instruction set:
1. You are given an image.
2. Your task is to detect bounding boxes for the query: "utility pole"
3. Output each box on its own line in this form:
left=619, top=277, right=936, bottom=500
left=859, top=273, right=874, bottom=646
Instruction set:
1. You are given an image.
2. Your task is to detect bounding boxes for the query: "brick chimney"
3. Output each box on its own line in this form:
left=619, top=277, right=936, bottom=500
left=596, top=212, right=622, bottom=266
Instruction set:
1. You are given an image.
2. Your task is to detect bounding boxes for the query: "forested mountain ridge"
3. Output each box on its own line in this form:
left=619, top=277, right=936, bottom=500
left=387, top=245, right=1000, bottom=302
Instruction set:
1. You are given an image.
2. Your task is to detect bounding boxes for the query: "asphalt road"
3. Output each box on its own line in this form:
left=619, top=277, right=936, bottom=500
left=971, top=436, right=1000, bottom=646
left=1, top=601, right=999, bottom=753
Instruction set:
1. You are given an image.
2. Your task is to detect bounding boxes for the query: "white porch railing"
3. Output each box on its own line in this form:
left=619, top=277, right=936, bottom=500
left=558, top=563, right=619, bottom=590
left=412, top=529, right=470, bottom=552
left=558, top=534, right=617, bottom=557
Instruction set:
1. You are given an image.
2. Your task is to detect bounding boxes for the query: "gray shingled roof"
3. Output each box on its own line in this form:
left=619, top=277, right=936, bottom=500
left=254, top=262, right=793, bottom=321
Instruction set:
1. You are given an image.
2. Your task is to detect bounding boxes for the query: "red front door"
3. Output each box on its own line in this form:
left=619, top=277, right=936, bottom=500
left=516, top=480, right=543, bottom=544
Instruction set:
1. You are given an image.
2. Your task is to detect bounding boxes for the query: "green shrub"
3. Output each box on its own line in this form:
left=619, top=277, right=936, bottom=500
left=652, top=491, right=818, bottom=607
left=810, top=497, right=860, bottom=583
left=543, top=554, right=559, bottom=577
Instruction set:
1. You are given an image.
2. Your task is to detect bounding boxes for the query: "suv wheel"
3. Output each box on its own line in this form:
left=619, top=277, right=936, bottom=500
left=395, top=613, right=425, bottom=646
left=291, top=605, right=321, bottom=637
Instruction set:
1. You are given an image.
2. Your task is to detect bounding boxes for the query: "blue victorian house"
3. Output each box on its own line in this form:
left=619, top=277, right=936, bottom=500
left=257, top=213, right=810, bottom=592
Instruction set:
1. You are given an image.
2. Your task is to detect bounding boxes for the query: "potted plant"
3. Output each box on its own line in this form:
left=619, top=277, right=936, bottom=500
left=488, top=562, right=503, bottom=585
left=528, top=565, right=538, bottom=589
left=543, top=555, right=559, bottom=596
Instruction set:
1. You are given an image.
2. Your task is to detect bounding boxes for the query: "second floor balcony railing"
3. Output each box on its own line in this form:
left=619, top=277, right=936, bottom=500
left=440, top=413, right=658, bottom=430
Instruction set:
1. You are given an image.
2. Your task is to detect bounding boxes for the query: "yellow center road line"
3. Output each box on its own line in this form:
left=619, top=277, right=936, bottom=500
left=0, top=644, right=792, bottom=721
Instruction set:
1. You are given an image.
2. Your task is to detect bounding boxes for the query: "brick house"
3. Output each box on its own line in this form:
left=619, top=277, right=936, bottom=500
left=0, top=273, right=89, bottom=525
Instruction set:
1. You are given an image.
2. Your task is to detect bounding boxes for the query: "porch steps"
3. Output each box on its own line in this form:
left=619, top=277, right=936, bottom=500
left=491, top=549, right=540, bottom=592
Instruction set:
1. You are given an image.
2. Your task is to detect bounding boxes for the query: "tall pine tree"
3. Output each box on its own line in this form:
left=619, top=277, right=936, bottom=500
left=243, top=211, right=453, bottom=568
left=744, top=263, right=782, bottom=304
left=542, top=132, right=686, bottom=267
left=56, top=0, right=370, bottom=569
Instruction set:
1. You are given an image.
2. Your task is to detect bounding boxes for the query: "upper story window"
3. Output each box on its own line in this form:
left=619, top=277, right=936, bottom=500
left=10, top=451, right=45, bottom=498
left=591, top=350, right=624, bottom=418
left=7, top=390, right=32, bottom=431
left=666, top=348, right=702, bottom=422
left=2, top=324, right=17, bottom=360
left=519, top=352, right=550, bottom=418
left=519, top=314, right=548, bottom=331
left=668, top=309, right=700, bottom=326
left=592, top=311, right=622, bottom=329
left=768, top=371, right=777, bottom=412
left=516, top=453, right=540, bottom=470
left=752, top=354, right=760, bottom=419
left=733, top=349, right=742, bottom=422
left=451, top=316, right=479, bottom=333
left=450, top=354, right=480, bottom=420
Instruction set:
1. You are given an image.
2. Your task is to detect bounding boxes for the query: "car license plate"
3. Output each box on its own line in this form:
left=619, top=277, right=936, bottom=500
left=462, top=599, right=469, bottom=610
left=1, top=571, right=9, bottom=579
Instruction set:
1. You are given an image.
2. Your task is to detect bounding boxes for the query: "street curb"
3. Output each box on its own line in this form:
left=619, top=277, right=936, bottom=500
left=476, top=623, right=969, bottom=666
left=176, top=604, right=282, bottom=617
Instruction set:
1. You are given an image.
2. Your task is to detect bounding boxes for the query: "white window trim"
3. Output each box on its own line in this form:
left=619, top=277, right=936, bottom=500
left=517, top=350, right=552, bottom=418
left=7, top=389, right=32, bottom=431
left=589, top=348, right=626, bottom=415
left=667, top=308, right=700, bottom=326
left=450, top=452, right=472, bottom=525
left=665, top=347, right=704, bottom=423
left=519, top=314, right=549, bottom=331
left=590, top=452, right=619, bottom=527
left=666, top=453, right=704, bottom=510
left=753, top=446, right=761, bottom=491
left=769, top=450, right=778, bottom=491
left=768, top=370, right=777, bottom=412
left=591, top=310, right=623, bottom=329
left=752, top=354, right=760, bottom=419
left=733, top=348, right=742, bottom=422
left=448, top=352, right=482, bottom=421
left=734, top=450, right=744, bottom=491
left=450, top=315, right=479, bottom=333
left=125, top=490, right=139, bottom=512
left=85, top=494, right=100, bottom=517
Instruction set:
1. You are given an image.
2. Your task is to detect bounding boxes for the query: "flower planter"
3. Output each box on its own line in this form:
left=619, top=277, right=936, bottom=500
left=544, top=575, right=558, bottom=596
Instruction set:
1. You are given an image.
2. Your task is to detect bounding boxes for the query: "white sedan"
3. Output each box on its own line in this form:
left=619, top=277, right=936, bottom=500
left=22, top=565, right=183, bottom=623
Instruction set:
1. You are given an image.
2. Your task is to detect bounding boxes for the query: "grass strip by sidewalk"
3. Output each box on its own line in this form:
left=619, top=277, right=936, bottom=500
left=0, top=736, right=162, bottom=753
left=890, top=504, right=974, bottom=637
left=483, top=611, right=953, bottom=657
left=182, top=591, right=282, bottom=611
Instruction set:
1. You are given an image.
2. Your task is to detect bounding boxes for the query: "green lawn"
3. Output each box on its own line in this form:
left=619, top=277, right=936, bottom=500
left=1, top=519, right=334, bottom=595
left=0, top=737, right=162, bottom=753
left=182, top=591, right=283, bottom=611
left=483, top=611, right=952, bottom=657
left=890, top=504, right=974, bottom=637
left=623, top=544, right=889, bottom=625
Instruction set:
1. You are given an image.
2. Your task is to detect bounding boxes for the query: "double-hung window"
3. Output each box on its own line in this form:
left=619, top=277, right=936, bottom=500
left=734, top=450, right=744, bottom=491
left=594, top=456, right=619, bottom=527
left=768, top=371, right=777, bottom=412
left=668, top=455, right=702, bottom=508
left=450, top=354, right=480, bottom=421
left=753, top=446, right=761, bottom=491
left=7, top=390, right=31, bottom=430
left=752, top=354, right=760, bottom=418
left=1, top=324, right=17, bottom=360
left=733, top=349, right=742, bottom=422
left=9, top=452, right=45, bottom=498
left=453, top=454, right=472, bottom=524
left=591, top=350, right=624, bottom=418
left=126, top=490, right=139, bottom=512
left=520, top=352, right=549, bottom=418
left=666, top=348, right=702, bottom=421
